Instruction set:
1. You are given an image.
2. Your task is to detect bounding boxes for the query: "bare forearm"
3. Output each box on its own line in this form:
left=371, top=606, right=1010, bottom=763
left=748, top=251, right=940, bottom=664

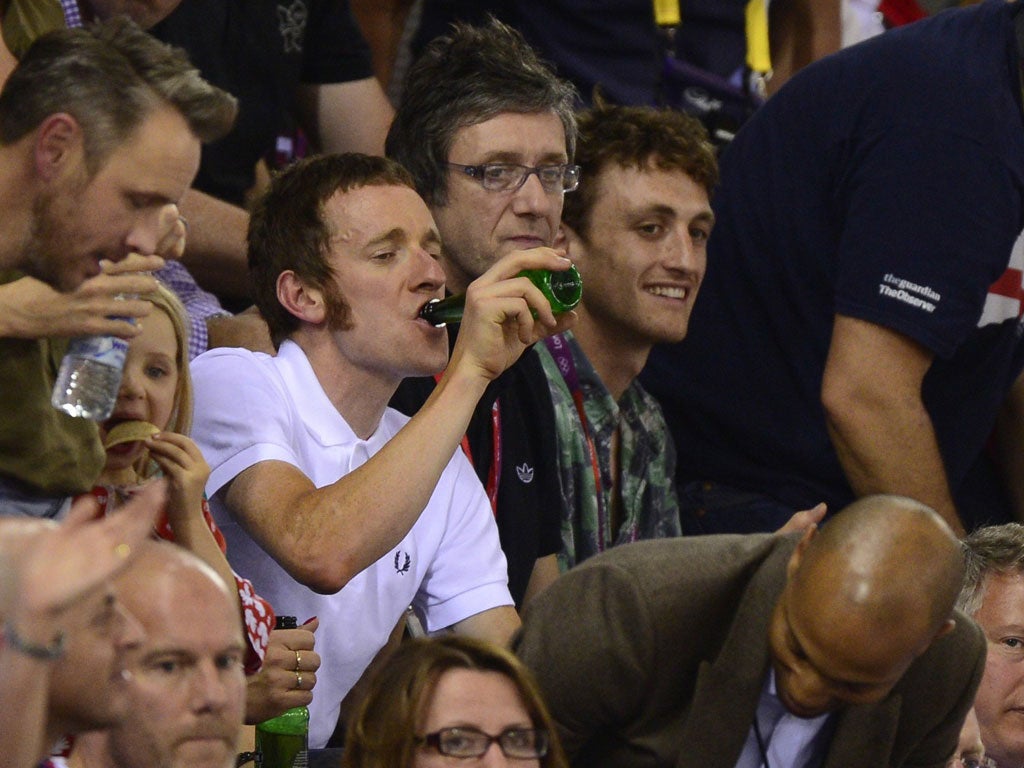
left=349, top=0, right=415, bottom=89
left=521, top=554, right=560, bottom=609
left=452, top=606, right=521, bottom=648
left=823, top=315, right=963, bottom=535
left=826, top=399, right=962, bottom=535
left=994, top=371, right=1024, bottom=522
left=767, top=0, right=841, bottom=95
left=232, top=368, right=491, bottom=592
left=206, top=310, right=274, bottom=354
left=177, top=188, right=250, bottom=301
left=295, top=80, right=394, bottom=157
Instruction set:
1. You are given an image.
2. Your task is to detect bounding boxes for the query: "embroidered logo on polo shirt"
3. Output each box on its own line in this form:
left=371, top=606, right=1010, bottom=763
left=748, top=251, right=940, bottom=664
left=516, top=463, right=535, bottom=483
left=394, top=551, right=411, bottom=575
left=277, top=0, right=307, bottom=54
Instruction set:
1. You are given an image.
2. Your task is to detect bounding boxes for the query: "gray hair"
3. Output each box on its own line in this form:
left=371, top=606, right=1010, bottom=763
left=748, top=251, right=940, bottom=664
left=958, top=523, right=1024, bottom=616
left=386, top=17, right=578, bottom=206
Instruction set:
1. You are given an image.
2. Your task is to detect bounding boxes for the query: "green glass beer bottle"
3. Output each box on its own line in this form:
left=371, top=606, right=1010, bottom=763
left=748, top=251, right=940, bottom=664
left=255, top=616, right=309, bottom=768
left=419, top=266, right=583, bottom=327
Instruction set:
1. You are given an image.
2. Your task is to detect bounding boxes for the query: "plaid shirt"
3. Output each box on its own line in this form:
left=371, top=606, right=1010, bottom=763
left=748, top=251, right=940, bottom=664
left=156, top=261, right=231, bottom=360
left=537, top=332, right=681, bottom=572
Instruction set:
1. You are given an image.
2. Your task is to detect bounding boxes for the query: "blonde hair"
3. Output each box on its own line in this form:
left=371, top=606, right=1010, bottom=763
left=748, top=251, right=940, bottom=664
left=135, top=282, right=192, bottom=479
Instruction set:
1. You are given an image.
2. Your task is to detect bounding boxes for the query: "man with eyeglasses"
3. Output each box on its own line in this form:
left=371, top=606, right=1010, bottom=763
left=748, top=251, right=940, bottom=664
left=515, top=494, right=984, bottom=767
left=387, top=18, right=580, bottom=610
left=945, top=709, right=994, bottom=768
left=958, top=523, right=1024, bottom=768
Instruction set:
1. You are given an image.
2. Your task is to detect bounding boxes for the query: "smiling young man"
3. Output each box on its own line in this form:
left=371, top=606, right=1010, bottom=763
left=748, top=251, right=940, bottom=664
left=386, top=19, right=580, bottom=608
left=534, top=101, right=717, bottom=575
left=514, top=495, right=983, bottom=768
left=190, top=153, right=572, bottom=747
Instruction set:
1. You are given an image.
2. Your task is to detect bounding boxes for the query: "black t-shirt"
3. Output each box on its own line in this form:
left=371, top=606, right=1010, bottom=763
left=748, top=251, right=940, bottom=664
left=152, top=0, right=373, bottom=205
left=391, top=333, right=564, bottom=609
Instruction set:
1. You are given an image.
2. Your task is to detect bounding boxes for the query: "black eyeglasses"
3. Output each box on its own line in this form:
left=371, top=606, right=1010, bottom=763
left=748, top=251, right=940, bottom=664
left=447, top=162, right=581, bottom=193
left=954, top=756, right=998, bottom=768
left=419, top=726, right=549, bottom=759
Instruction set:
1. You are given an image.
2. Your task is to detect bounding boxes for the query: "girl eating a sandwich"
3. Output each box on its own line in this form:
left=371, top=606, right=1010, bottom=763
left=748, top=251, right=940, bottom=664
left=90, top=282, right=275, bottom=673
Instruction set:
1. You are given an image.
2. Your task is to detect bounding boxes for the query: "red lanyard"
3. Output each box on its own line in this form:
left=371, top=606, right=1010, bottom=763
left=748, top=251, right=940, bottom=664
left=543, top=335, right=609, bottom=551
left=435, top=374, right=501, bottom=517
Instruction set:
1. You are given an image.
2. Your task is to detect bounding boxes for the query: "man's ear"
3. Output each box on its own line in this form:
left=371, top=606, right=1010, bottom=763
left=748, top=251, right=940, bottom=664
left=932, top=618, right=956, bottom=642
left=277, top=270, right=326, bottom=325
left=558, top=223, right=585, bottom=261
left=34, top=113, right=83, bottom=181
left=785, top=525, right=817, bottom=581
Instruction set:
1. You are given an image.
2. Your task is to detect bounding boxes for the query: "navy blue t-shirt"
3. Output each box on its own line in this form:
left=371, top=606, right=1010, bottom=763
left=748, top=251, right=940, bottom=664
left=412, top=0, right=747, bottom=106
left=642, top=0, right=1024, bottom=525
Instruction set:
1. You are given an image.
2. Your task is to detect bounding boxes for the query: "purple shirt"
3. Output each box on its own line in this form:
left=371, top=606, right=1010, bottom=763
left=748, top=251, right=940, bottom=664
left=156, top=260, right=230, bottom=361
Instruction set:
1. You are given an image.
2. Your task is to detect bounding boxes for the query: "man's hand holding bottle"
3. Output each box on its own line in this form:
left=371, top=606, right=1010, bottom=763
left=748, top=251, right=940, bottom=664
left=447, top=248, right=578, bottom=383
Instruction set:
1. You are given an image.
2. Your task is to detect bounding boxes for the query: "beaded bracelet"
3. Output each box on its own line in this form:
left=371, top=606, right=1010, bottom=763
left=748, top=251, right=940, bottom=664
left=3, top=620, right=65, bottom=660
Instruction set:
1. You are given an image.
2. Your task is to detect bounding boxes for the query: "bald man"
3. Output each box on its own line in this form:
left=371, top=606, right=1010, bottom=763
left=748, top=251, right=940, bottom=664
left=70, top=540, right=247, bottom=768
left=513, top=495, right=984, bottom=768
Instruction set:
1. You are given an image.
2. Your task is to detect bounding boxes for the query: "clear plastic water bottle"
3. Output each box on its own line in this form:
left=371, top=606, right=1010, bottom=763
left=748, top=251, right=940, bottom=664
left=51, top=333, right=129, bottom=420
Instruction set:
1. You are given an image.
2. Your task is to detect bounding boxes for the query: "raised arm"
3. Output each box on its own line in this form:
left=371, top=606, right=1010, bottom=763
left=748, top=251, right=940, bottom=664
left=220, top=250, right=576, bottom=593
left=294, top=79, right=395, bottom=158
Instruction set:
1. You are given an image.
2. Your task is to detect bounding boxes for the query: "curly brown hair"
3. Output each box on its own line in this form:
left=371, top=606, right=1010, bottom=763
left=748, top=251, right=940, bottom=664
left=561, top=98, right=718, bottom=240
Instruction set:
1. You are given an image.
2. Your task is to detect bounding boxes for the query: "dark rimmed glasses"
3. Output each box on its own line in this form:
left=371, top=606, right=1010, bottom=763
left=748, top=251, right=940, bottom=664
left=418, top=726, right=549, bottom=759
left=447, top=162, right=581, bottom=194
left=952, top=757, right=997, bottom=768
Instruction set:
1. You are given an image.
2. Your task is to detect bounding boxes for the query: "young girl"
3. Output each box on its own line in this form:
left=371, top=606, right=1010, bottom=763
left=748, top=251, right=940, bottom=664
left=91, top=283, right=274, bottom=673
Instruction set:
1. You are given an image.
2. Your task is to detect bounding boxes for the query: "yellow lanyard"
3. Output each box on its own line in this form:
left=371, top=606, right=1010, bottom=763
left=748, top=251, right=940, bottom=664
left=653, top=0, right=772, bottom=76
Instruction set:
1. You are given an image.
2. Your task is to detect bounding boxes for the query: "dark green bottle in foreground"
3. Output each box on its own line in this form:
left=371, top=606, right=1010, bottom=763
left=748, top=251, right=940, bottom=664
left=255, top=616, right=309, bottom=768
left=419, top=266, right=583, bottom=327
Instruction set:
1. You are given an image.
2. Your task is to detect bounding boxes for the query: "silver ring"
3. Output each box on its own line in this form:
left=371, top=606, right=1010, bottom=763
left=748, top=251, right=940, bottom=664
left=295, top=671, right=303, bottom=690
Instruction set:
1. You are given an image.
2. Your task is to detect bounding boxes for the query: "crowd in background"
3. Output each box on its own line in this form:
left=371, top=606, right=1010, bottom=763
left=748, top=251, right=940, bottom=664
left=1, top=1, right=1022, bottom=768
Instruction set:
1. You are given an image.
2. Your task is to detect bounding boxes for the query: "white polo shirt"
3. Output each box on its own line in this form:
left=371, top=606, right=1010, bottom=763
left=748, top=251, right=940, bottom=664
left=191, top=341, right=513, bottom=747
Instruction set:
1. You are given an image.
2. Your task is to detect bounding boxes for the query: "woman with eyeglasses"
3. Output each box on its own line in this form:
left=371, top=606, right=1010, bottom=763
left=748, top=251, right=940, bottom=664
left=946, top=708, right=997, bottom=768
left=342, top=635, right=568, bottom=767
